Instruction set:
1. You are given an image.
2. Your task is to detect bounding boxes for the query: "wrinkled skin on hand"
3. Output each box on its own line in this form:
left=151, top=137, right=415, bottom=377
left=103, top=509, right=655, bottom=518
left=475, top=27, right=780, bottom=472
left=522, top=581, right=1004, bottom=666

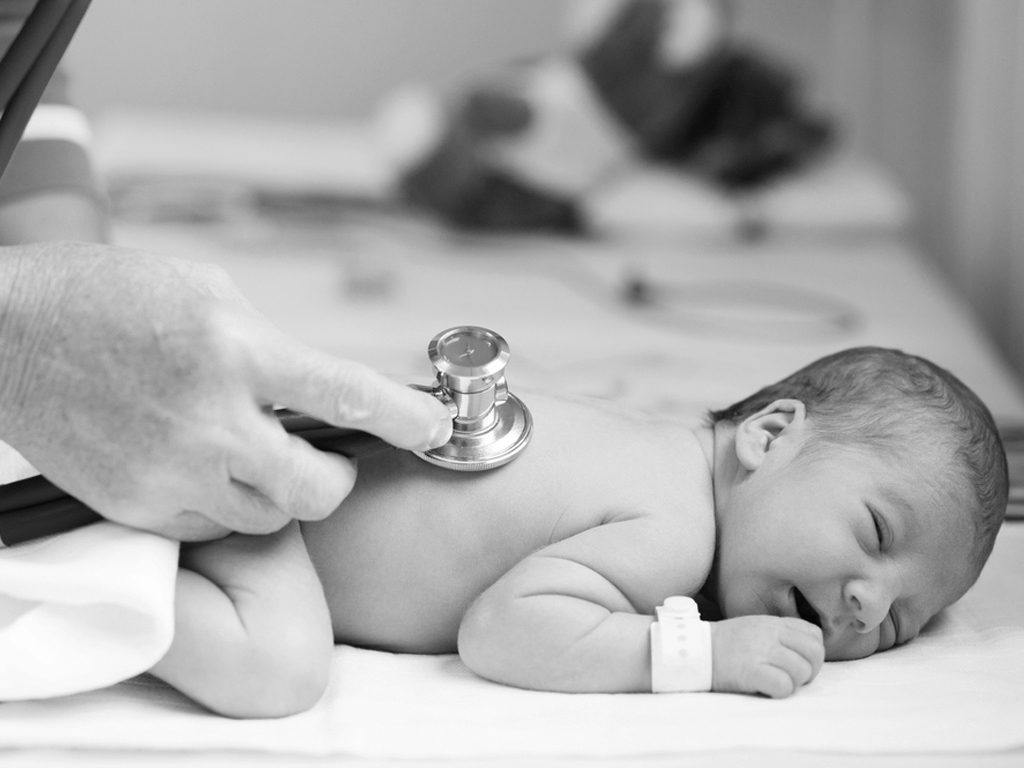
left=0, top=243, right=452, bottom=540
left=711, top=615, right=825, bottom=698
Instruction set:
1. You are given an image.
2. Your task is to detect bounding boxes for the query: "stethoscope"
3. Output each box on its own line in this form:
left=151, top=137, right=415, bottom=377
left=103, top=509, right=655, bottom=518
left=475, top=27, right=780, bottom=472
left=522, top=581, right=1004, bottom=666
left=0, top=326, right=533, bottom=547
left=0, top=0, right=91, bottom=176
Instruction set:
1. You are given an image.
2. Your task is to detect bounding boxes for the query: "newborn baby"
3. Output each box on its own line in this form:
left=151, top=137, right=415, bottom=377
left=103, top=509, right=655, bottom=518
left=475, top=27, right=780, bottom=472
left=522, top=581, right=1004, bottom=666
left=150, top=346, right=1006, bottom=717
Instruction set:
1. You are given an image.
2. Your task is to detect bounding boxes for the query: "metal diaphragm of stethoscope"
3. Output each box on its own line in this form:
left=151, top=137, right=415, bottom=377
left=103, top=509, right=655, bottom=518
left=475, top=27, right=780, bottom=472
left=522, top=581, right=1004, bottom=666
left=411, top=325, right=533, bottom=471
left=0, top=325, right=532, bottom=547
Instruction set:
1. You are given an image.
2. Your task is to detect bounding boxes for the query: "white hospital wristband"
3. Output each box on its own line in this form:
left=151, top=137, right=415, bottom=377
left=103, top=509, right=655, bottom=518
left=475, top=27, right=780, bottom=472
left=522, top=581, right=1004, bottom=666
left=650, top=596, right=712, bottom=693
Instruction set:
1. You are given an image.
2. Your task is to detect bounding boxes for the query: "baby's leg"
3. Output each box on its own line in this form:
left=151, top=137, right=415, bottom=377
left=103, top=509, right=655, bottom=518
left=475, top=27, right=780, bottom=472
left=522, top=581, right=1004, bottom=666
left=150, top=521, right=333, bottom=718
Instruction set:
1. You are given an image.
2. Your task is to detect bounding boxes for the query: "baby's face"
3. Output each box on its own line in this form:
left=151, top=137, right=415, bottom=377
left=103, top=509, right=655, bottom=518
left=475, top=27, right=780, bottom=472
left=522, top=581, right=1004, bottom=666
left=713, top=439, right=975, bottom=661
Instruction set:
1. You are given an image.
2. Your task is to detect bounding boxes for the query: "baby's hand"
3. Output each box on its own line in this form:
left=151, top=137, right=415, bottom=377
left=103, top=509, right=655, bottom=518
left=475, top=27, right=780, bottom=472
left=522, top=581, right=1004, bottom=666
left=709, top=616, right=824, bottom=698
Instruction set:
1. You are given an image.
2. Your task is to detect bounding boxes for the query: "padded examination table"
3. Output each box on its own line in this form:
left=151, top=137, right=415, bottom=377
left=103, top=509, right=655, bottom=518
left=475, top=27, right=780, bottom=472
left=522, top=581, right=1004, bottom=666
left=3, top=134, right=1024, bottom=766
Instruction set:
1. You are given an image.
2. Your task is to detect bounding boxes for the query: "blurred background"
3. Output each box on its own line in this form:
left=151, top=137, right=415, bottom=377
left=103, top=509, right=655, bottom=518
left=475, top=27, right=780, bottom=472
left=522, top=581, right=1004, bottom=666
left=59, top=0, right=1024, bottom=383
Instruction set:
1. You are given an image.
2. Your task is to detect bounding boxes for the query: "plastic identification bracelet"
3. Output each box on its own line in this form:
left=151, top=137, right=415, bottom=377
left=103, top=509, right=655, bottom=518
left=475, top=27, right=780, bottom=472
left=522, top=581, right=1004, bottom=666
left=650, top=596, right=713, bottom=693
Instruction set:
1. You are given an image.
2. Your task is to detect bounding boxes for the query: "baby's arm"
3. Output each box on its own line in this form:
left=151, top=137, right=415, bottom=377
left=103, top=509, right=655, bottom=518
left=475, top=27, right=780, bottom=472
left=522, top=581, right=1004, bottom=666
left=458, top=519, right=823, bottom=697
left=459, top=521, right=654, bottom=692
left=150, top=522, right=333, bottom=718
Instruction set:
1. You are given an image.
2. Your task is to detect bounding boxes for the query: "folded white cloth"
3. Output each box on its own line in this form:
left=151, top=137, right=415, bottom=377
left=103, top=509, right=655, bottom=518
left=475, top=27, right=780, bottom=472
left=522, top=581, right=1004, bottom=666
left=0, top=521, right=179, bottom=700
left=0, top=442, right=179, bottom=701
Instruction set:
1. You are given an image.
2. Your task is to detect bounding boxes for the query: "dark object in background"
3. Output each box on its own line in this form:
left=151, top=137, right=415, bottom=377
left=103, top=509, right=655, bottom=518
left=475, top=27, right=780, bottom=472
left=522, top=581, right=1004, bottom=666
left=582, top=0, right=833, bottom=191
left=647, top=46, right=834, bottom=191
left=399, top=0, right=832, bottom=232
left=401, top=98, right=583, bottom=233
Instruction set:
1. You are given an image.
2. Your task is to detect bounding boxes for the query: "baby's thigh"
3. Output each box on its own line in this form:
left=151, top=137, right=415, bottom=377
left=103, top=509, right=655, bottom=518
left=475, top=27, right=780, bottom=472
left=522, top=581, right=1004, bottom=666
left=182, top=522, right=330, bottom=623
left=162, top=523, right=333, bottom=716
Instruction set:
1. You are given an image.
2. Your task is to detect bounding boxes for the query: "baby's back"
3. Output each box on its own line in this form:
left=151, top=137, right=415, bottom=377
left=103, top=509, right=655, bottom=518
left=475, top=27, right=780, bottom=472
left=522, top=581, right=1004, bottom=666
left=301, top=392, right=711, bottom=653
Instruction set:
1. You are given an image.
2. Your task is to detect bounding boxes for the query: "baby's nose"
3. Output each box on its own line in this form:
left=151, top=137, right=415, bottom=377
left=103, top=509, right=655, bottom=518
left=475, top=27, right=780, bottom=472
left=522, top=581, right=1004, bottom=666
left=842, top=578, right=891, bottom=633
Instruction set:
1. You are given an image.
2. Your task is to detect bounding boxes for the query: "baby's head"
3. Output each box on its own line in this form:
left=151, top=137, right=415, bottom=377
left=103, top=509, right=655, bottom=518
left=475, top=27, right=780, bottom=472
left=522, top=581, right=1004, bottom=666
left=705, top=347, right=1007, bottom=660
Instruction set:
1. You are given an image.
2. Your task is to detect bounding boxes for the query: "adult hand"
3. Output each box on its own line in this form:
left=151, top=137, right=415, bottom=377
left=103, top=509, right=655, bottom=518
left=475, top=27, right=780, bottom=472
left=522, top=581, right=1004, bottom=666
left=0, top=242, right=453, bottom=540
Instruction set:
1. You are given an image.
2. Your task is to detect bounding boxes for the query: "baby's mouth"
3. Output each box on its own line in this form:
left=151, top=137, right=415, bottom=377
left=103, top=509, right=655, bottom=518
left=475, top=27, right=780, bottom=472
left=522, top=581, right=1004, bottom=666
left=792, top=587, right=822, bottom=628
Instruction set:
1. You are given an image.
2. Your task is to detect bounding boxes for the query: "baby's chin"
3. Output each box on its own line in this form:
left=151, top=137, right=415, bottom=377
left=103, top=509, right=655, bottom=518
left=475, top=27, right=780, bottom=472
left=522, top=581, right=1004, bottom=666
left=823, top=639, right=877, bottom=662
left=824, top=624, right=905, bottom=661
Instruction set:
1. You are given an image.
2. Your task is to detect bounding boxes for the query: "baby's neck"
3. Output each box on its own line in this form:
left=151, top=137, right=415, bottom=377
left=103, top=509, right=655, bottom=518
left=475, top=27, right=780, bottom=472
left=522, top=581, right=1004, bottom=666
left=700, top=420, right=738, bottom=610
left=693, top=421, right=716, bottom=491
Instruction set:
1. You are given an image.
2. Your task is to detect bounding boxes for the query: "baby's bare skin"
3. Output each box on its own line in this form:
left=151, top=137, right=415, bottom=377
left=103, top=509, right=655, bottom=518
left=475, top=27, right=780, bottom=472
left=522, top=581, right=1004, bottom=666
left=301, top=391, right=716, bottom=654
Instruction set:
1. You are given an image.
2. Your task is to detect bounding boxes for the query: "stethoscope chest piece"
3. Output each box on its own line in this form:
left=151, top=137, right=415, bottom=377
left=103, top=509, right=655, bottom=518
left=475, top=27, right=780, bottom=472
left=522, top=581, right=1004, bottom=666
left=413, top=326, right=533, bottom=471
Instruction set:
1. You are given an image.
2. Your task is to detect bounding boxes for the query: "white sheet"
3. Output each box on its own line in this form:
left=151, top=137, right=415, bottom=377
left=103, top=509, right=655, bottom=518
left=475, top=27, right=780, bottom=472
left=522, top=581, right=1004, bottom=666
left=2, top=524, right=1021, bottom=759
left=0, top=521, right=177, bottom=701
left=0, top=446, right=178, bottom=702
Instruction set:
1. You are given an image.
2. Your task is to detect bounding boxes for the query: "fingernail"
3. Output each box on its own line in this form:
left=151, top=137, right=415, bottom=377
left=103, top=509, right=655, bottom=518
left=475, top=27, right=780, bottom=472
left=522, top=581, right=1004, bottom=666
left=427, top=418, right=453, bottom=449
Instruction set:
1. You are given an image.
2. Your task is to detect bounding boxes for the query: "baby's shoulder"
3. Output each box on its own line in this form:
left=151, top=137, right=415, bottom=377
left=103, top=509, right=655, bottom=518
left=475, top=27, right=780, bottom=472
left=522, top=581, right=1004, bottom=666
left=542, top=474, right=715, bottom=614
left=633, top=497, right=716, bottom=605
left=542, top=505, right=713, bottom=616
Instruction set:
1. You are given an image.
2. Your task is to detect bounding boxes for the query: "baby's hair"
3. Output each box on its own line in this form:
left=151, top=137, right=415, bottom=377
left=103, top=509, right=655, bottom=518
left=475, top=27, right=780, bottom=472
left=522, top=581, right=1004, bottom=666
left=708, top=347, right=1008, bottom=575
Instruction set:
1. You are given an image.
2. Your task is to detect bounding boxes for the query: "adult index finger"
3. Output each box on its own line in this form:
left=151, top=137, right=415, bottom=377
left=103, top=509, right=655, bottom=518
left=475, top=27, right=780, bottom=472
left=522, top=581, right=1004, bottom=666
left=251, top=329, right=453, bottom=450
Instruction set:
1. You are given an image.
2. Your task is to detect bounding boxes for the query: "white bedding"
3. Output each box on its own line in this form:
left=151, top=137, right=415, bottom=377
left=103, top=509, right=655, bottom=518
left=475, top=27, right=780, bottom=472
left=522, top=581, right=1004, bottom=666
left=0, top=519, right=176, bottom=701
left=1, top=525, right=1022, bottom=761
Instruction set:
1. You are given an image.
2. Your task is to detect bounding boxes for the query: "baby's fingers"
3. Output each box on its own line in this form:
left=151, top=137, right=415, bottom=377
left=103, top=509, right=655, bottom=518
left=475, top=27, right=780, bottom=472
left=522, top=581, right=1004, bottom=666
left=752, top=648, right=818, bottom=699
left=780, top=619, right=826, bottom=681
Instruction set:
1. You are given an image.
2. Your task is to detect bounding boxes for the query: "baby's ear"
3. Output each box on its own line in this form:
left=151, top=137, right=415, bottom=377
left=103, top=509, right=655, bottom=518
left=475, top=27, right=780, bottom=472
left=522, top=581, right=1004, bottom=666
left=734, top=399, right=806, bottom=471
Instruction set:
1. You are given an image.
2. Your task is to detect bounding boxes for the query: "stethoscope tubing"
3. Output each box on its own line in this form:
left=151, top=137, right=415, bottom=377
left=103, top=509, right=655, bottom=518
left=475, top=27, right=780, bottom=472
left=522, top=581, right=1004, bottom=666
left=0, top=0, right=92, bottom=176
left=0, top=410, right=387, bottom=548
